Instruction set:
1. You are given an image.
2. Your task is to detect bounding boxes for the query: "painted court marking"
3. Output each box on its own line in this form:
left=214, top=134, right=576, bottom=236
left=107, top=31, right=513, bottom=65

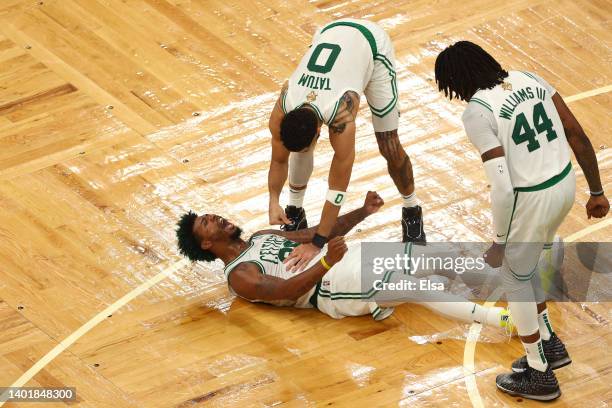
left=564, top=85, right=612, bottom=103
left=0, top=259, right=189, bottom=406
left=462, top=217, right=610, bottom=406
left=1, top=85, right=609, bottom=407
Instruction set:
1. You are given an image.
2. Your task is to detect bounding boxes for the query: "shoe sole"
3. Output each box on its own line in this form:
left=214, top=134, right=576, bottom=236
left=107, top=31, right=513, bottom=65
left=512, top=356, right=572, bottom=373
left=496, top=383, right=561, bottom=401
left=402, top=227, right=427, bottom=244
left=401, top=216, right=426, bottom=244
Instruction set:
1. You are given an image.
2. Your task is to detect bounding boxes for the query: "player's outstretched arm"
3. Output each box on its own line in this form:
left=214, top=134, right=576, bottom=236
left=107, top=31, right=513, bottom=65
left=316, top=125, right=356, bottom=237
left=228, top=237, right=348, bottom=302
left=552, top=93, right=609, bottom=219
left=282, top=91, right=360, bottom=271
left=253, top=191, right=384, bottom=243
left=268, top=88, right=291, bottom=225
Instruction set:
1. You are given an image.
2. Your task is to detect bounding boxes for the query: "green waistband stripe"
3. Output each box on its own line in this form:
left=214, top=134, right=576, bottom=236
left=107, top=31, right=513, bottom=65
left=321, top=21, right=377, bottom=56
left=514, top=162, right=572, bottom=192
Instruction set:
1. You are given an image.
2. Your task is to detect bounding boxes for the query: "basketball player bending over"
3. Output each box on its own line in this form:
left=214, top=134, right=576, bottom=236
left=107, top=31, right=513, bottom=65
left=177, top=192, right=514, bottom=330
left=268, top=19, right=425, bottom=273
left=435, top=41, right=609, bottom=401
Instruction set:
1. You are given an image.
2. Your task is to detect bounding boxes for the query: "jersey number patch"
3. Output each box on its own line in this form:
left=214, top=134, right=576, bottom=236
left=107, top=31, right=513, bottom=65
left=278, top=240, right=300, bottom=262
left=512, top=102, right=558, bottom=152
left=307, top=43, right=341, bottom=74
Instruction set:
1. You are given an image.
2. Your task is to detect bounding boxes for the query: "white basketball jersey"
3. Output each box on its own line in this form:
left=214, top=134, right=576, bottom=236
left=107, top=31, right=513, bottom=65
left=282, top=18, right=376, bottom=124
left=471, top=71, right=571, bottom=188
left=223, top=234, right=327, bottom=307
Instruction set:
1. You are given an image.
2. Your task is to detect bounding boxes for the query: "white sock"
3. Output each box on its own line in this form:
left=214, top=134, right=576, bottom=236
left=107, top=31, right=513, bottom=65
left=471, top=304, right=505, bottom=327
left=402, top=192, right=418, bottom=208
left=523, top=338, right=548, bottom=372
left=538, top=309, right=553, bottom=341
left=288, top=188, right=306, bottom=207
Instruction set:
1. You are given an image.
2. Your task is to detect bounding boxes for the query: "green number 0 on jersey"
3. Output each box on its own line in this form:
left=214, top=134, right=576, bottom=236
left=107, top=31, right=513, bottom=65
left=512, top=102, right=558, bottom=152
left=307, top=43, right=341, bottom=74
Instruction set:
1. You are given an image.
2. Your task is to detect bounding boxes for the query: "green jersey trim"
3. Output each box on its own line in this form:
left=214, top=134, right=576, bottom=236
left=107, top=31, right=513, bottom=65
left=469, top=97, right=493, bottom=112
left=320, top=21, right=377, bottom=57
left=368, top=54, right=398, bottom=117
left=250, top=260, right=266, bottom=274
left=504, top=191, right=519, bottom=244
left=328, top=99, right=341, bottom=125
left=317, top=269, right=394, bottom=299
left=315, top=22, right=399, bottom=119
left=224, top=241, right=255, bottom=274
left=514, top=162, right=572, bottom=192
left=281, top=90, right=288, bottom=114
left=521, top=71, right=538, bottom=81
left=509, top=265, right=537, bottom=281
left=295, top=102, right=324, bottom=122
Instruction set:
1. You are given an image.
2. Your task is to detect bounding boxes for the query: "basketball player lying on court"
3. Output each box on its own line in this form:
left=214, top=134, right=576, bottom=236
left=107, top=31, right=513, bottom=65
left=176, top=191, right=514, bottom=329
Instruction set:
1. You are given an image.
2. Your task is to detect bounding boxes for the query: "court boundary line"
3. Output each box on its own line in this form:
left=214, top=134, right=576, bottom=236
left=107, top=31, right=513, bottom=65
left=0, top=259, right=189, bottom=406
left=564, top=85, right=612, bottom=103
left=0, top=84, right=609, bottom=407
left=462, top=216, right=610, bottom=406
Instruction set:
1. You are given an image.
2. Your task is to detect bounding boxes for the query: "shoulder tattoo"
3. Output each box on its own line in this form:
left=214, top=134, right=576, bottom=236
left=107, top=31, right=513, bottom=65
left=329, top=91, right=359, bottom=134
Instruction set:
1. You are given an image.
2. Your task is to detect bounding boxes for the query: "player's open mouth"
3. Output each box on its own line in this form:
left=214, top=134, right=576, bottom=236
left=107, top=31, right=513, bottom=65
left=220, top=217, right=234, bottom=231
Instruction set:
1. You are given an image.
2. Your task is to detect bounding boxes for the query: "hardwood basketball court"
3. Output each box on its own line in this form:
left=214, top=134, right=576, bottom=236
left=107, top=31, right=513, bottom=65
left=0, top=0, right=610, bottom=406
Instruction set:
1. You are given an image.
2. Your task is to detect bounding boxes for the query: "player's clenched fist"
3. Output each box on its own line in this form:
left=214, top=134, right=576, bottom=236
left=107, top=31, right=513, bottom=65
left=363, top=191, right=384, bottom=215
left=325, top=236, right=348, bottom=265
left=586, top=194, right=609, bottom=219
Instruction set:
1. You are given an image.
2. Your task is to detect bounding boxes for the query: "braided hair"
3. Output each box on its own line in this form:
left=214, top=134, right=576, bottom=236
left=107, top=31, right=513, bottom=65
left=435, top=41, right=508, bottom=101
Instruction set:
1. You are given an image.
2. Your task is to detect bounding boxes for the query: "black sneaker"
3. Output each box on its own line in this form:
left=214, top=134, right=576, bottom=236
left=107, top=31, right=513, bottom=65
left=496, top=365, right=561, bottom=401
left=281, top=206, right=308, bottom=231
left=512, top=334, right=571, bottom=372
left=402, top=206, right=426, bottom=243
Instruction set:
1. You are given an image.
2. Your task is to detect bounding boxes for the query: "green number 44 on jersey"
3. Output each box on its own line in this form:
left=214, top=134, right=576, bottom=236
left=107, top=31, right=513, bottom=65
left=512, top=102, right=558, bottom=152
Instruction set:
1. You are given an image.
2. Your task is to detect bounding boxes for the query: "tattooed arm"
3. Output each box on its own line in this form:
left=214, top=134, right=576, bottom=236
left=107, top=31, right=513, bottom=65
left=268, top=82, right=292, bottom=225
left=253, top=191, right=385, bottom=243
left=309, top=91, right=361, bottom=238
left=329, top=91, right=360, bottom=134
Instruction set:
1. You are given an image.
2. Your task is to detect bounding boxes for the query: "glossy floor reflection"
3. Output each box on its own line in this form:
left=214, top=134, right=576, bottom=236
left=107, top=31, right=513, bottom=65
left=0, top=0, right=610, bottom=407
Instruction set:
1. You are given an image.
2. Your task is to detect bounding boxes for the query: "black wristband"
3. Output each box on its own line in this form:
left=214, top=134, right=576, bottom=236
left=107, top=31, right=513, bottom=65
left=590, top=190, right=604, bottom=197
left=312, top=233, right=328, bottom=249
